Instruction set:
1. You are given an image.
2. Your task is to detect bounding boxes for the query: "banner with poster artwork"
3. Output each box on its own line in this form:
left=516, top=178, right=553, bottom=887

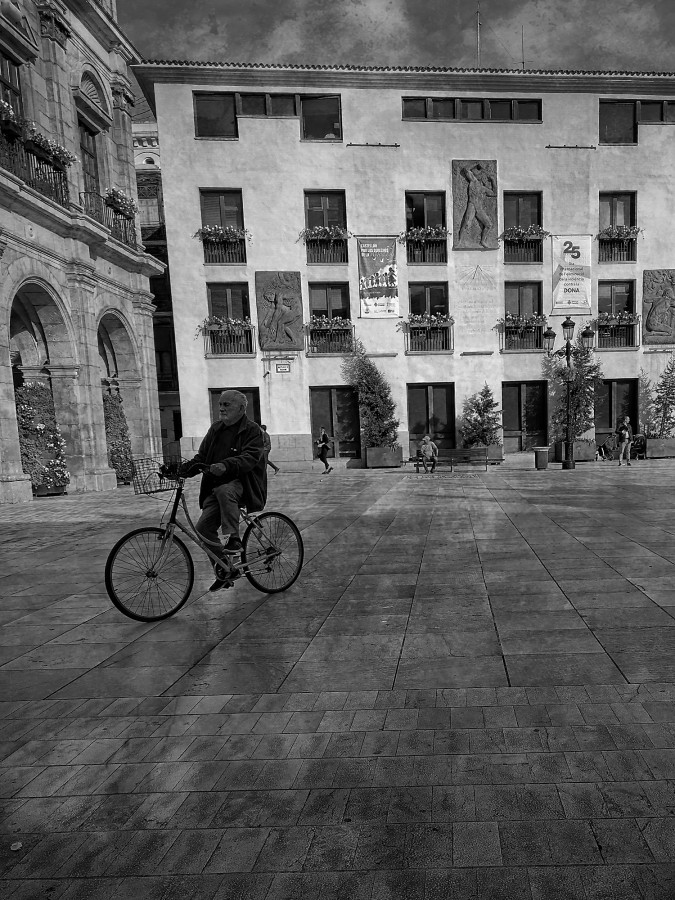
left=357, top=238, right=399, bottom=317
left=551, top=235, right=592, bottom=310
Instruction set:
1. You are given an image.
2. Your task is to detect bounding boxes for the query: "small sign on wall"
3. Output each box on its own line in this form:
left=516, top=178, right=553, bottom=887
left=275, top=363, right=291, bottom=374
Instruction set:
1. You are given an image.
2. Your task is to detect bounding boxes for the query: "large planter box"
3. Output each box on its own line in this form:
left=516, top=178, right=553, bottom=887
left=645, top=438, right=675, bottom=458
left=366, top=446, right=403, bottom=468
left=487, top=444, right=504, bottom=464
left=554, top=441, right=596, bottom=462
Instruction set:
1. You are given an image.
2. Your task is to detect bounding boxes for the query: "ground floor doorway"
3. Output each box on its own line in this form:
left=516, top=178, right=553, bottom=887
left=209, top=388, right=261, bottom=425
left=595, top=379, right=638, bottom=446
left=502, top=381, right=547, bottom=451
left=310, top=387, right=361, bottom=459
left=407, top=383, right=455, bottom=457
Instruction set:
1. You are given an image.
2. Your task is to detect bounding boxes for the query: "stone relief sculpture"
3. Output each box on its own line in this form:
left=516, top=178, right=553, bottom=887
left=453, top=160, right=498, bottom=250
left=643, top=270, right=675, bottom=344
left=255, top=271, right=304, bottom=351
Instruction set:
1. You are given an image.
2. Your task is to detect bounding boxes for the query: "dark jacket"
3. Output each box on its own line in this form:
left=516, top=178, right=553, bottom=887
left=193, top=416, right=267, bottom=512
left=615, top=421, right=634, bottom=443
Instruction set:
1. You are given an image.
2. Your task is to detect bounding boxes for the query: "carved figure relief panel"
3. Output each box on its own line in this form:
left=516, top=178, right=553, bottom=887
left=255, top=271, right=304, bottom=351
left=452, top=160, right=498, bottom=250
left=643, top=270, right=675, bottom=344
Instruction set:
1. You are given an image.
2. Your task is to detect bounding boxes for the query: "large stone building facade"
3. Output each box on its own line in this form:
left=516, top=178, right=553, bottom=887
left=1, top=0, right=162, bottom=503
left=133, top=61, right=675, bottom=464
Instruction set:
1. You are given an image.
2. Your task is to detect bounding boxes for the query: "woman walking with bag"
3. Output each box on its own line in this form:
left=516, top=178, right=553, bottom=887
left=316, top=427, right=333, bottom=474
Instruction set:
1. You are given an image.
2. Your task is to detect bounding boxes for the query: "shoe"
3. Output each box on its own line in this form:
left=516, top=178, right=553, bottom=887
left=627, top=462, right=631, bottom=466
left=222, top=535, right=243, bottom=554
left=209, top=575, right=232, bottom=592
left=326, top=467, right=333, bottom=474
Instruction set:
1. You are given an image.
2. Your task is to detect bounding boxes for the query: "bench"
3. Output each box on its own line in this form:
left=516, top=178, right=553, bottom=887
left=448, top=447, right=488, bottom=471
left=407, top=455, right=451, bottom=473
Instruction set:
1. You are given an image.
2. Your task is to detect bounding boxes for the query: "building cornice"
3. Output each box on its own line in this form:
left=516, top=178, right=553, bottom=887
left=133, top=60, right=675, bottom=112
left=63, top=0, right=139, bottom=58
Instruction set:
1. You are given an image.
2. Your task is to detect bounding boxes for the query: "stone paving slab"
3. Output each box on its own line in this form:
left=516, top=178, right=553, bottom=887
left=3, top=464, right=675, bottom=896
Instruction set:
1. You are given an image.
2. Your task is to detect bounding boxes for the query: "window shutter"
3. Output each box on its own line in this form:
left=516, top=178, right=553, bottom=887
left=207, top=284, right=230, bottom=318
left=201, top=192, right=223, bottom=227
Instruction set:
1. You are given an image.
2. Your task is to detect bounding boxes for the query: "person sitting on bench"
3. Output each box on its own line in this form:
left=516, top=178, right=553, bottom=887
left=418, top=435, right=438, bottom=473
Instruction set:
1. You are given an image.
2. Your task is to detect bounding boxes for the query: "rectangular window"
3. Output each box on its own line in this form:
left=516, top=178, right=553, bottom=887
left=207, top=283, right=250, bottom=320
left=402, top=97, right=541, bottom=122
left=78, top=121, right=99, bottom=195
left=405, top=192, right=445, bottom=229
left=639, top=100, right=663, bottom=122
left=459, top=99, right=484, bottom=120
left=300, top=95, right=342, bottom=140
left=503, top=192, right=542, bottom=228
left=515, top=100, right=541, bottom=120
left=402, top=97, right=427, bottom=119
left=209, top=388, right=260, bottom=424
left=598, top=281, right=634, bottom=316
left=200, top=190, right=244, bottom=228
left=240, top=93, right=266, bottom=116
left=599, top=192, right=635, bottom=229
left=406, top=383, right=455, bottom=455
left=430, top=98, right=455, bottom=119
left=310, top=387, right=361, bottom=458
left=502, top=381, right=547, bottom=451
left=489, top=100, right=512, bottom=120
left=505, top=282, right=542, bottom=317
left=194, top=93, right=237, bottom=138
left=304, top=191, right=346, bottom=229
left=237, top=93, right=297, bottom=117
left=599, top=101, right=637, bottom=144
left=309, top=284, right=350, bottom=319
left=0, top=49, right=21, bottom=114
left=594, top=379, right=637, bottom=439
left=409, top=283, right=449, bottom=317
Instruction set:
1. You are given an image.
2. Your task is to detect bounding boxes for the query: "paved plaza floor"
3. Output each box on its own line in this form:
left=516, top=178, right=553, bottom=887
left=3, top=461, right=675, bottom=898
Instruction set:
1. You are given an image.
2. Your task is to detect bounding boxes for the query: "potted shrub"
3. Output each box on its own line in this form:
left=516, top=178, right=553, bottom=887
left=642, top=353, right=675, bottom=457
left=15, top=382, right=70, bottom=495
left=498, top=224, right=551, bottom=243
left=194, top=224, right=251, bottom=243
left=459, top=382, right=503, bottom=463
left=103, top=392, right=133, bottom=483
left=341, top=338, right=402, bottom=468
left=595, top=225, right=642, bottom=242
left=105, top=188, right=138, bottom=219
left=297, top=225, right=351, bottom=243
left=541, top=333, right=605, bottom=462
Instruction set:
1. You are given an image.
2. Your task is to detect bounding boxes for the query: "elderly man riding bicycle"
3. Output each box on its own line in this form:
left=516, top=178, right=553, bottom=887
left=179, top=390, right=266, bottom=586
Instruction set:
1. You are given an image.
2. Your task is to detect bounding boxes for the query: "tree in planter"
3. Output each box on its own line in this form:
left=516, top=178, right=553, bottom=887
left=638, top=368, right=659, bottom=437
left=541, top=334, right=605, bottom=443
left=103, top=392, right=133, bottom=482
left=651, top=353, right=675, bottom=438
left=341, top=338, right=399, bottom=449
left=459, top=383, right=502, bottom=448
left=14, top=382, right=70, bottom=490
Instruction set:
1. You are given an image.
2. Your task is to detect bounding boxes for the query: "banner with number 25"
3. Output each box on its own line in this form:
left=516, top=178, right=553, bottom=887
left=551, top=235, right=592, bottom=310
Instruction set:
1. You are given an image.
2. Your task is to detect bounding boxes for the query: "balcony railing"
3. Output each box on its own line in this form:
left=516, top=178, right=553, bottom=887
left=502, top=324, right=545, bottom=351
left=203, top=325, right=255, bottom=356
left=595, top=319, right=639, bottom=349
left=306, top=239, right=348, bottom=264
left=598, top=239, right=637, bottom=263
left=202, top=239, right=247, bottom=265
left=80, top=192, right=137, bottom=249
left=404, top=323, right=454, bottom=353
left=0, top=130, right=70, bottom=208
left=503, top=239, right=543, bottom=263
left=406, top=239, right=447, bottom=264
left=307, top=324, right=354, bottom=354
left=156, top=374, right=179, bottom=392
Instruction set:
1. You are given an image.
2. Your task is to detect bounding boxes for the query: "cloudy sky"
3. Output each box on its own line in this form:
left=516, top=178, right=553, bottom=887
left=117, top=0, right=674, bottom=72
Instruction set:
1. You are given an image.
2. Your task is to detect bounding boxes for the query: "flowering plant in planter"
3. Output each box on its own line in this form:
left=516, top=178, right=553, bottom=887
left=193, top=224, right=251, bottom=243
left=397, top=225, right=449, bottom=243
left=499, top=224, right=550, bottom=243
left=103, top=392, right=133, bottom=482
left=595, top=225, right=642, bottom=242
left=595, top=311, right=639, bottom=326
left=15, top=382, right=70, bottom=490
left=497, top=312, right=547, bottom=329
left=308, top=315, right=353, bottom=330
left=195, top=315, right=252, bottom=338
left=18, top=120, right=76, bottom=165
left=297, top=225, right=351, bottom=243
left=48, top=143, right=77, bottom=167
left=0, top=99, right=17, bottom=124
left=398, top=312, right=454, bottom=328
left=105, top=187, right=138, bottom=218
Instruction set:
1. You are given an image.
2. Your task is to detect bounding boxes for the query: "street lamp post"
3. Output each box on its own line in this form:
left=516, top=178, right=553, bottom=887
left=543, top=317, right=595, bottom=471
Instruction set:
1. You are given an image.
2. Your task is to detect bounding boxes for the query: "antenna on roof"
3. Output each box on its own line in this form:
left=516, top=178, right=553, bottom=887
left=476, top=1, right=481, bottom=68
left=521, top=26, right=525, bottom=70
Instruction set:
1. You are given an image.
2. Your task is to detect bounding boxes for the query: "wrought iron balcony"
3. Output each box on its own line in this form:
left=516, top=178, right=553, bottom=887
left=0, top=130, right=70, bottom=208
left=501, top=323, right=546, bottom=351
left=503, top=239, right=543, bottom=263
left=598, top=238, right=637, bottom=263
left=306, top=238, right=348, bottom=264
left=595, top=318, right=640, bottom=348
left=202, top=239, right=247, bottom=265
left=307, top=323, right=354, bottom=354
left=406, top=238, right=447, bottom=264
left=80, top=192, right=137, bottom=249
left=403, top=322, right=454, bottom=353
left=203, top=324, right=255, bottom=356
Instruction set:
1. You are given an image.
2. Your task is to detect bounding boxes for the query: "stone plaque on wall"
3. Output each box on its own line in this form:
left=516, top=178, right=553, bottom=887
left=643, top=270, right=675, bottom=344
left=255, top=271, right=304, bottom=351
left=452, top=160, right=498, bottom=250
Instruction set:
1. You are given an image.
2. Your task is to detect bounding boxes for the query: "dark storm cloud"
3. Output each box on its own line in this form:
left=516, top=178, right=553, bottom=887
left=117, top=0, right=674, bottom=71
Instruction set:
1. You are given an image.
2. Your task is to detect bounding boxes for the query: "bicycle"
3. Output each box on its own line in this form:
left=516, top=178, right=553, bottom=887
left=104, top=456, right=304, bottom=622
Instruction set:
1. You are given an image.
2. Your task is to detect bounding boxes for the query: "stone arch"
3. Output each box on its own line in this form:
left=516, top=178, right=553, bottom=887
left=97, top=309, right=141, bottom=380
left=73, top=66, right=112, bottom=116
left=9, top=278, right=77, bottom=371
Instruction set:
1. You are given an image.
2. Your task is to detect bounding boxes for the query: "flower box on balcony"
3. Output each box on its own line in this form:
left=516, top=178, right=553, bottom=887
left=0, top=118, right=21, bottom=140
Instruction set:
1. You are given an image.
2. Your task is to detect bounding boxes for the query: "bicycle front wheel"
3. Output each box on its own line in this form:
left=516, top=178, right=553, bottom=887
left=242, top=512, right=304, bottom=593
left=105, top=527, right=194, bottom=621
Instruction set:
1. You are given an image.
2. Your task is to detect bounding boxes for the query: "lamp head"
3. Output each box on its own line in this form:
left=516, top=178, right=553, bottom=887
left=562, top=316, right=576, bottom=342
left=580, top=324, right=595, bottom=350
left=543, top=326, right=556, bottom=354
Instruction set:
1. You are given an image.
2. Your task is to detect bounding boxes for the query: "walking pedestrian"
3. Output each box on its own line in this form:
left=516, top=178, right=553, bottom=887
left=616, top=416, right=634, bottom=466
left=418, top=434, right=438, bottom=474
left=261, top=424, right=280, bottom=475
left=316, top=427, right=333, bottom=474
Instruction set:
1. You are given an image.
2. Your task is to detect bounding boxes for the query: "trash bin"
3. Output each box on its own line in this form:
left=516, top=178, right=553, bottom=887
left=534, top=447, right=549, bottom=470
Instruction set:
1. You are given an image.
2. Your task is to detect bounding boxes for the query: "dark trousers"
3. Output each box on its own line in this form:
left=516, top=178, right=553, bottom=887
left=196, top=481, right=244, bottom=546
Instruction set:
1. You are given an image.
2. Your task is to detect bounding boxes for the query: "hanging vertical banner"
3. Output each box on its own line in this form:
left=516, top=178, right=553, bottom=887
left=551, top=235, right=592, bottom=310
left=357, top=238, right=399, bottom=317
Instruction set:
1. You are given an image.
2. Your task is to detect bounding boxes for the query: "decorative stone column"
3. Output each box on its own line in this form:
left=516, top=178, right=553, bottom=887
left=132, top=292, right=161, bottom=456
left=0, top=324, right=33, bottom=503
left=115, top=375, right=144, bottom=457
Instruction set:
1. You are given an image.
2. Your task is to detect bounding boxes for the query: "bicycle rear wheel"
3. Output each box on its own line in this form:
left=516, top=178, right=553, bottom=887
left=242, top=512, right=304, bottom=593
left=105, top=527, right=194, bottom=621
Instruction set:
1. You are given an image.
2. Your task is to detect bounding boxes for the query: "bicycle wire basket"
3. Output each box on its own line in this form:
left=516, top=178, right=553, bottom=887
left=132, top=455, right=182, bottom=495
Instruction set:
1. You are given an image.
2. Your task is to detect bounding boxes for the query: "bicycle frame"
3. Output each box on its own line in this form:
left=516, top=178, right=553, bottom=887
left=155, top=479, right=281, bottom=581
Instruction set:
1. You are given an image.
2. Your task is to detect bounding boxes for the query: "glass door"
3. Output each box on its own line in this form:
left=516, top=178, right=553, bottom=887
left=502, top=381, right=547, bottom=451
left=407, top=383, right=455, bottom=458
left=310, top=387, right=361, bottom=459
